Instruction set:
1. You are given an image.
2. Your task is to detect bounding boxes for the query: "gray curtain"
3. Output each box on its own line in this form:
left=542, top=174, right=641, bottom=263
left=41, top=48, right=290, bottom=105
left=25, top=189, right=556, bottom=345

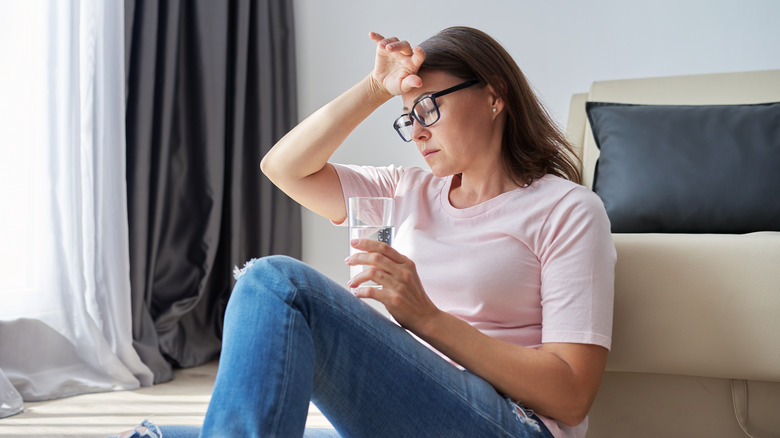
left=124, top=0, right=300, bottom=383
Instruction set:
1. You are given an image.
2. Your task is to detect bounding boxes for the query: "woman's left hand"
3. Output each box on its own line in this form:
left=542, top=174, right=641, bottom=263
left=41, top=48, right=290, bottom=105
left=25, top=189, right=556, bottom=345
left=345, top=239, right=440, bottom=332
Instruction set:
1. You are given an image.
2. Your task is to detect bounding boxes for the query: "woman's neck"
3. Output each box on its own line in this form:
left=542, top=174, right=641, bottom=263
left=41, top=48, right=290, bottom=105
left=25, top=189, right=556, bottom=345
left=447, top=172, right=520, bottom=209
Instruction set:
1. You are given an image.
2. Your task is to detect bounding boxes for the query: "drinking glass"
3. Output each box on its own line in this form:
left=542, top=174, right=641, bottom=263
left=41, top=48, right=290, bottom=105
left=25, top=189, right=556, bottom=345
left=348, top=197, right=394, bottom=288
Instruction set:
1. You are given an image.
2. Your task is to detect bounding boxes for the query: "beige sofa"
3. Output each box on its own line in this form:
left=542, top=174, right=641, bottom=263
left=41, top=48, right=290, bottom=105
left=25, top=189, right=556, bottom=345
left=565, top=70, right=780, bottom=437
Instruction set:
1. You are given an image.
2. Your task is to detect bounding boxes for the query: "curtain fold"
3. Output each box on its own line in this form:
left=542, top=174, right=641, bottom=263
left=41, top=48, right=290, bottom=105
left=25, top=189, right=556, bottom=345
left=124, top=0, right=300, bottom=383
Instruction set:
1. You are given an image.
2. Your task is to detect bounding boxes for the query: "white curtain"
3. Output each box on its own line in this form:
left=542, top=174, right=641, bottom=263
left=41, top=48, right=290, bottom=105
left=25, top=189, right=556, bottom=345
left=0, top=0, right=153, bottom=415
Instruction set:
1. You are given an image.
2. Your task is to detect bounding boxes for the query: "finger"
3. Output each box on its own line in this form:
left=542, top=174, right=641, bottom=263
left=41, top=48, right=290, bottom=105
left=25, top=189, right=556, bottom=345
left=411, top=45, right=425, bottom=67
left=401, top=74, right=423, bottom=91
left=378, top=37, right=400, bottom=50
left=385, top=40, right=414, bottom=56
left=347, top=265, right=395, bottom=291
left=370, top=33, right=399, bottom=49
left=354, top=285, right=385, bottom=300
left=345, top=252, right=395, bottom=280
left=347, top=269, right=371, bottom=290
left=353, top=283, right=396, bottom=302
left=350, top=238, right=406, bottom=264
left=368, top=31, right=385, bottom=42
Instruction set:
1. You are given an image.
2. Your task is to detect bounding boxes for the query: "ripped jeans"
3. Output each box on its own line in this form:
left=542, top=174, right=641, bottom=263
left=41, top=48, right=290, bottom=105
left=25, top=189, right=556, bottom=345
left=157, top=256, right=552, bottom=438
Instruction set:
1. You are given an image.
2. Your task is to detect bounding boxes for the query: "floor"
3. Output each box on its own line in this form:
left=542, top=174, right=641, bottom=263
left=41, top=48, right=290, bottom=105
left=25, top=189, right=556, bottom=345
left=0, top=360, right=331, bottom=437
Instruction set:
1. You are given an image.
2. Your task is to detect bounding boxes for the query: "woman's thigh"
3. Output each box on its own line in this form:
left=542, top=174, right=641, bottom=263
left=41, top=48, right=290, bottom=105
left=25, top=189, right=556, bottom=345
left=311, top=318, right=550, bottom=437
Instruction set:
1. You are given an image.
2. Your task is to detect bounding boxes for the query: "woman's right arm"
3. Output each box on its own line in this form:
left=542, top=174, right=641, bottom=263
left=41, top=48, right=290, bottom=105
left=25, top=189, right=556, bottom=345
left=261, top=75, right=391, bottom=223
left=261, top=32, right=425, bottom=224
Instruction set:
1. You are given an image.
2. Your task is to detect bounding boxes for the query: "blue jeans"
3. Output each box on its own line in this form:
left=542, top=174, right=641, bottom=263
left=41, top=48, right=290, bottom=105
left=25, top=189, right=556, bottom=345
left=159, top=256, right=552, bottom=438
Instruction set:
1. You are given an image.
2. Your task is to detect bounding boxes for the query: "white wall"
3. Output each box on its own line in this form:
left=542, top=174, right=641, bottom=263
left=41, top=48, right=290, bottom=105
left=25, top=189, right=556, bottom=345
left=291, top=0, right=780, bottom=285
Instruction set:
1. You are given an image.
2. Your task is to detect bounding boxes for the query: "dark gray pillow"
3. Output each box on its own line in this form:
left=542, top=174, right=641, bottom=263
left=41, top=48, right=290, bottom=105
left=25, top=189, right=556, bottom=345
left=586, top=101, right=780, bottom=233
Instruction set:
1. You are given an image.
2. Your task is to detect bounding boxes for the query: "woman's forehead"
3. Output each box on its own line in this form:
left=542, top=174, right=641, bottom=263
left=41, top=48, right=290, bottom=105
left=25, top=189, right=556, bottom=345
left=401, top=71, right=461, bottom=110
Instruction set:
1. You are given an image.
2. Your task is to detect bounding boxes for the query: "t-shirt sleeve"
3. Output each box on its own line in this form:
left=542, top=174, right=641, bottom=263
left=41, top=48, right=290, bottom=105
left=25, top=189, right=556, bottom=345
left=538, top=186, right=616, bottom=350
left=331, top=163, right=404, bottom=225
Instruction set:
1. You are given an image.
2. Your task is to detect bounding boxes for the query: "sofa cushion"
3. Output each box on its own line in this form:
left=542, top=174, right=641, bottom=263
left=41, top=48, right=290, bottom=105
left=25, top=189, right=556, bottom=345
left=586, top=101, right=780, bottom=233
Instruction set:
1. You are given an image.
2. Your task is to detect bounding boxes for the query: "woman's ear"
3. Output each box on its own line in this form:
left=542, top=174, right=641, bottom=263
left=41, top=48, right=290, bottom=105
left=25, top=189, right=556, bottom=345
left=485, top=84, right=504, bottom=116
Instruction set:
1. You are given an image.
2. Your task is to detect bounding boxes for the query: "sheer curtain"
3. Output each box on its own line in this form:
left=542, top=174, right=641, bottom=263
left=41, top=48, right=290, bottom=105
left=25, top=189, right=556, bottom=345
left=0, top=0, right=152, bottom=414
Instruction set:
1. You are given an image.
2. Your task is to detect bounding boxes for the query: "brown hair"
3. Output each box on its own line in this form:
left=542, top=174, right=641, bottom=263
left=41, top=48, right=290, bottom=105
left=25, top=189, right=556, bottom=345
left=418, top=26, right=581, bottom=186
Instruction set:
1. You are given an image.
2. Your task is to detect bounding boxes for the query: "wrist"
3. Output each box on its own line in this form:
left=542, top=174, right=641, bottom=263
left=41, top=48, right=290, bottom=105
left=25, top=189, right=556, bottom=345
left=414, top=308, right=451, bottom=342
left=364, top=74, right=394, bottom=103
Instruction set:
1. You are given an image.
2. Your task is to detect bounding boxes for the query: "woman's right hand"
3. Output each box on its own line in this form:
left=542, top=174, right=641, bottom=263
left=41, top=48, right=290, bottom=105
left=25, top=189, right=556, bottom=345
left=368, top=32, right=425, bottom=97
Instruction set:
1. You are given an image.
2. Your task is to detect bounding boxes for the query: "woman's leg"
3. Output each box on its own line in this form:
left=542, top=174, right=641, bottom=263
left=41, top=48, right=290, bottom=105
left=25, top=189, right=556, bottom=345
left=151, top=426, right=339, bottom=438
left=200, top=255, right=551, bottom=438
left=199, top=255, right=321, bottom=437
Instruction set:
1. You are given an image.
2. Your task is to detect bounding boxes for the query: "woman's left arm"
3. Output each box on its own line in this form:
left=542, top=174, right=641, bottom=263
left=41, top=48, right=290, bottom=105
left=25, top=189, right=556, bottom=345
left=415, top=310, right=608, bottom=427
left=347, top=239, right=608, bottom=427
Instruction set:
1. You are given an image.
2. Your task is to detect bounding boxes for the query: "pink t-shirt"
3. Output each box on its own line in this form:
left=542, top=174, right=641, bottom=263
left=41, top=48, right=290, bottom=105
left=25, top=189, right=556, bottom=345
left=333, top=164, right=616, bottom=438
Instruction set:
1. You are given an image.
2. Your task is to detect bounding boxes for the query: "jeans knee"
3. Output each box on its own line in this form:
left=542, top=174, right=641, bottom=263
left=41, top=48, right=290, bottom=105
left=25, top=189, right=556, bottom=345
left=233, top=255, right=300, bottom=281
left=230, top=255, right=340, bottom=318
left=231, top=255, right=313, bottom=301
left=225, top=256, right=298, bottom=317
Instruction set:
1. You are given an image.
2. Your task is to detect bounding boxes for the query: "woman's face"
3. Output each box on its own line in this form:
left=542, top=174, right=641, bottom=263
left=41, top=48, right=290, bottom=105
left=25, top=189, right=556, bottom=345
left=400, top=70, right=503, bottom=178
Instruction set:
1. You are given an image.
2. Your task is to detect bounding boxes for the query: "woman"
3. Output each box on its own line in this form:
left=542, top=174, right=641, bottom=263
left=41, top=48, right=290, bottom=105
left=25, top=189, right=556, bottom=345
left=118, top=26, right=615, bottom=438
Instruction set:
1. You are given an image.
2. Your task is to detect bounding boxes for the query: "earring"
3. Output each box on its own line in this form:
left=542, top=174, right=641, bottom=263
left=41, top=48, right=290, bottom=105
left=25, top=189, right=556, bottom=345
left=492, top=108, right=497, bottom=113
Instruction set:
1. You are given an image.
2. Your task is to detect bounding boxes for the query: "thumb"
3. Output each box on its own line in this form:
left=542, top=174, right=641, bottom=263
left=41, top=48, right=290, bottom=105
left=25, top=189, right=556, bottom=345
left=400, top=74, right=423, bottom=93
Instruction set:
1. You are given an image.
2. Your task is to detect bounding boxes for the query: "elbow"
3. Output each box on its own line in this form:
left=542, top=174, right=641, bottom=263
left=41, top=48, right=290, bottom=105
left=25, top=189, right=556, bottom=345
left=555, top=395, right=595, bottom=427
left=260, top=146, right=296, bottom=185
left=259, top=152, right=270, bottom=175
left=260, top=152, right=276, bottom=181
left=558, top=410, right=589, bottom=428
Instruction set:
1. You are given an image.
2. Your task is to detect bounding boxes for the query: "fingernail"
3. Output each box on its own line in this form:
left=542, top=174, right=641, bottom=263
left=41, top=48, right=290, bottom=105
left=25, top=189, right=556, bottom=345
left=350, top=239, right=359, bottom=246
left=344, top=256, right=351, bottom=264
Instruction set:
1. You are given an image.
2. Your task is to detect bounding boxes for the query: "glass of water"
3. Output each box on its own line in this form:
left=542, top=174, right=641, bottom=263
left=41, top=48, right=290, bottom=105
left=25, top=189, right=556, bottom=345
left=348, top=197, right=394, bottom=288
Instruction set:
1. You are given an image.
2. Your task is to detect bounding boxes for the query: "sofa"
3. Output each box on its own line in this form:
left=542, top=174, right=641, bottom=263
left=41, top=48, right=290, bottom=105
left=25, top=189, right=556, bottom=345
left=564, top=69, right=780, bottom=437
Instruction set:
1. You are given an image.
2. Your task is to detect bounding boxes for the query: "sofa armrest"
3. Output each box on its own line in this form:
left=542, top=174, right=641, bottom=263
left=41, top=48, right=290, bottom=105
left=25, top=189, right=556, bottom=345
left=564, top=93, right=588, bottom=184
left=608, top=232, right=780, bottom=382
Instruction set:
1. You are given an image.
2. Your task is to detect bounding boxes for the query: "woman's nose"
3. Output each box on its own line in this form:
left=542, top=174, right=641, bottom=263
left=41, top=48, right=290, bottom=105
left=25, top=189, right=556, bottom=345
left=411, top=121, right=430, bottom=141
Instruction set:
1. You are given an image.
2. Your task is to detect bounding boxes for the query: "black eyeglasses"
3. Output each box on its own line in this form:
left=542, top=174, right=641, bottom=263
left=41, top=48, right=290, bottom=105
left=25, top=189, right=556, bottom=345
left=392, top=80, right=480, bottom=142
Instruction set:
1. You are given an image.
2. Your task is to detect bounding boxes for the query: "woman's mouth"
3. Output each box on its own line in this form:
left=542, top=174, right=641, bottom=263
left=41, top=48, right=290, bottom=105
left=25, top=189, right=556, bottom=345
left=422, top=149, right=439, bottom=159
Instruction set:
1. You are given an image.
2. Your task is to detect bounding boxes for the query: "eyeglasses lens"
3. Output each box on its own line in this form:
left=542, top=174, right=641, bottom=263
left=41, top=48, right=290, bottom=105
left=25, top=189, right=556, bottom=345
left=394, top=116, right=414, bottom=142
left=413, top=97, right=439, bottom=126
left=392, top=96, right=442, bottom=142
